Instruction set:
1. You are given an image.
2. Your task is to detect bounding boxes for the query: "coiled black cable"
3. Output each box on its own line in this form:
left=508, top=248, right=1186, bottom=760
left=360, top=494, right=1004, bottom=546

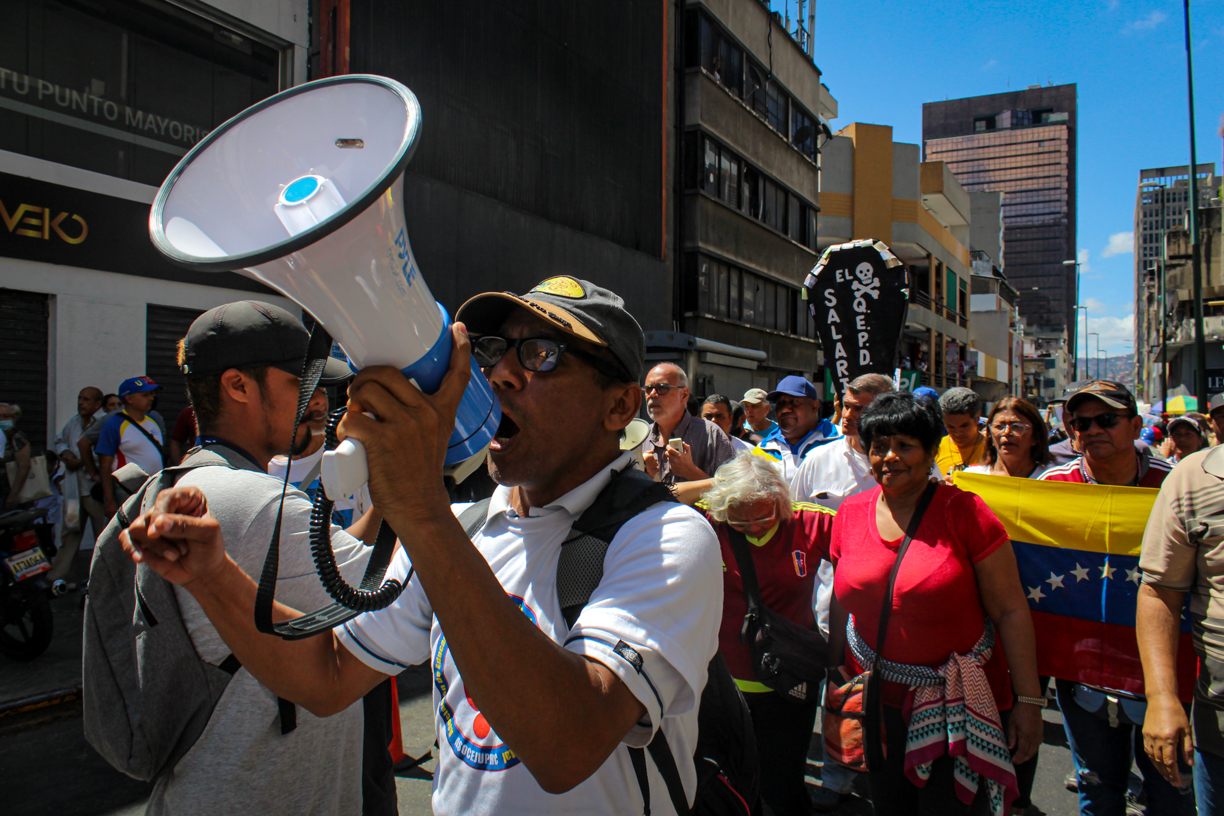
left=307, top=406, right=405, bottom=611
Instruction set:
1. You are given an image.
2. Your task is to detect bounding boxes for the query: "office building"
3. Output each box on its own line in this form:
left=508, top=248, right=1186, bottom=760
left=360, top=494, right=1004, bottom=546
left=653, top=0, right=837, bottom=397
left=1133, top=163, right=1218, bottom=399
left=922, top=84, right=1077, bottom=372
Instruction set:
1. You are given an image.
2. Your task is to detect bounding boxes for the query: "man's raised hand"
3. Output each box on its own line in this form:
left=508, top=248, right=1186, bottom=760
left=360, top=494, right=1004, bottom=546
left=119, top=485, right=228, bottom=587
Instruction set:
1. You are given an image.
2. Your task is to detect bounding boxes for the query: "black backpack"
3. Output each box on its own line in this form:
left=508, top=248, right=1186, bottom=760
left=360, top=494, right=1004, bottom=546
left=458, top=466, right=759, bottom=816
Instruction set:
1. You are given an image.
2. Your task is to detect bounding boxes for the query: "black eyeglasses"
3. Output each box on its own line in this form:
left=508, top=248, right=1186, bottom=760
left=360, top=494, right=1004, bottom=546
left=642, top=384, right=680, bottom=397
left=1069, top=413, right=1126, bottom=434
left=472, top=335, right=627, bottom=380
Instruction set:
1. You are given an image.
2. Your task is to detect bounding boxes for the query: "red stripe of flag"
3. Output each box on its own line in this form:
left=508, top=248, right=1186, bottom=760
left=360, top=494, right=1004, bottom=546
left=1032, top=610, right=1197, bottom=702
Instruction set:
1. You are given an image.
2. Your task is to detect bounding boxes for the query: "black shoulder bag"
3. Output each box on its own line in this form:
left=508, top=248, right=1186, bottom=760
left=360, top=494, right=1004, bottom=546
left=823, top=481, right=936, bottom=772
left=725, top=525, right=829, bottom=703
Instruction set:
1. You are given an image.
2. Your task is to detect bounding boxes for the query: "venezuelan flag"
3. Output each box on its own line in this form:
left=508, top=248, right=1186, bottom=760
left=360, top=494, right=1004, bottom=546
left=953, top=473, right=1196, bottom=701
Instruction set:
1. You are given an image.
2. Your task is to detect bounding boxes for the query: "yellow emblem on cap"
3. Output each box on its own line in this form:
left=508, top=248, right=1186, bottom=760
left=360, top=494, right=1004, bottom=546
left=530, top=276, right=586, bottom=299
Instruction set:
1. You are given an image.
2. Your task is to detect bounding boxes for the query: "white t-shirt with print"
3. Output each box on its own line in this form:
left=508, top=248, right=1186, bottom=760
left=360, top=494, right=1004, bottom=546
left=336, top=453, right=723, bottom=816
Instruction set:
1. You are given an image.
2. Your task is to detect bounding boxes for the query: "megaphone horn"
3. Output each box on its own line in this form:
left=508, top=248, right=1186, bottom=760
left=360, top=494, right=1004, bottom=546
left=148, top=75, right=500, bottom=500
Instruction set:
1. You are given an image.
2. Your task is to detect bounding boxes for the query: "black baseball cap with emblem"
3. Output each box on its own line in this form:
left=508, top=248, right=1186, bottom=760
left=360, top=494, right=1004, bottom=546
left=456, top=276, right=645, bottom=382
left=181, top=301, right=354, bottom=385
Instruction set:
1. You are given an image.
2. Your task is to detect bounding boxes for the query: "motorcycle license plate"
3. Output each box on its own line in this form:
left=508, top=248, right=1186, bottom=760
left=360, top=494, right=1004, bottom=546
left=4, top=547, right=50, bottom=581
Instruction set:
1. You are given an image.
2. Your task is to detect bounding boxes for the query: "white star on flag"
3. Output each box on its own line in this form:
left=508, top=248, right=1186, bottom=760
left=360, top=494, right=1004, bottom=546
left=1027, top=585, right=1046, bottom=603
left=1071, top=563, right=1091, bottom=582
left=1046, top=573, right=1066, bottom=590
left=1101, top=563, right=1116, bottom=580
left=1126, top=567, right=1142, bottom=585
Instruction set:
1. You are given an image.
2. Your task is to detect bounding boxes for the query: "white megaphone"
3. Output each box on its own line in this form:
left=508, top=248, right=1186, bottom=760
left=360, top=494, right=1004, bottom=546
left=148, top=75, right=499, bottom=499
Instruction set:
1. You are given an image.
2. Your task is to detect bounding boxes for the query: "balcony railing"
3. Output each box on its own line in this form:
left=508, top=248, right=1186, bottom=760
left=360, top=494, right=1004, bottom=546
left=958, top=313, right=968, bottom=329
left=912, top=289, right=932, bottom=310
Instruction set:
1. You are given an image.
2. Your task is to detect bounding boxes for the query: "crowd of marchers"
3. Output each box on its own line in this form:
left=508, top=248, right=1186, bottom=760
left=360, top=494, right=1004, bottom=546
left=13, top=278, right=1220, bottom=816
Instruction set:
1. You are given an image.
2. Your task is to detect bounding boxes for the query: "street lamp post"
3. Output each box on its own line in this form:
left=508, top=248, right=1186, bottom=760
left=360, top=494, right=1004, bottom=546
left=1183, top=0, right=1207, bottom=404
left=1064, top=259, right=1087, bottom=382
left=1089, top=332, right=1100, bottom=377
left=1098, top=349, right=1108, bottom=380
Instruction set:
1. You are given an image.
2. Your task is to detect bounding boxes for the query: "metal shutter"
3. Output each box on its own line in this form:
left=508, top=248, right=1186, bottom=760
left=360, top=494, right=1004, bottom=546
left=0, top=289, right=50, bottom=452
left=146, top=305, right=204, bottom=434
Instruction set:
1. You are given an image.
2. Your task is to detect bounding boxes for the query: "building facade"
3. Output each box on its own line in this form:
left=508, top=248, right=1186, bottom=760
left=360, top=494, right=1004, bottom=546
left=818, top=124, right=974, bottom=392
left=1133, top=163, right=1218, bottom=401
left=1, top=0, right=304, bottom=459
left=922, top=84, right=1077, bottom=377
left=659, top=0, right=837, bottom=398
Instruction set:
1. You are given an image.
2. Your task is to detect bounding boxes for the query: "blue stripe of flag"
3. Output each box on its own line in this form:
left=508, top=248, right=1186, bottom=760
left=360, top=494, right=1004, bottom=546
left=1012, top=540, right=1191, bottom=633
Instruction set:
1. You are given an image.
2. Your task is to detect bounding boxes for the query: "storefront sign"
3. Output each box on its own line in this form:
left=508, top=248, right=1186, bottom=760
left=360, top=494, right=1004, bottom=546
left=0, top=68, right=210, bottom=152
left=803, top=239, right=910, bottom=394
left=0, top=171, right=267, bottom=293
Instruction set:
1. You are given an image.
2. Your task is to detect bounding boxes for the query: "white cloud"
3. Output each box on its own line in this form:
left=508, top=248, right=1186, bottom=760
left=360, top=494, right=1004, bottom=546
left=1101, top=231, right=1134, bottom=258
left=1127, top=10, right=1168, bottom=31
left=982, top=59, right=998, bottom=71
left=1085, top=297, right=1110, bottom=315
left=1082, top=313, right=1135, bottom=358
left=1077, top=247, right=1091, bottom=273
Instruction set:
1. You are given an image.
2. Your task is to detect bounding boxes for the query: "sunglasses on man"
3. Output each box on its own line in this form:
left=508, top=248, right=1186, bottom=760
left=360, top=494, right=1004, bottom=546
left=1068, top=413, right=1130, bottom=434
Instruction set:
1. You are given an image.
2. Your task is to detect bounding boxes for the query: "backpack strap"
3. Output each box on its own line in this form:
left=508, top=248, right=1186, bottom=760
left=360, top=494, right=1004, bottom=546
left=119, top=413, right=167, bottom=466
left=558, top=466, right=673, bottom=628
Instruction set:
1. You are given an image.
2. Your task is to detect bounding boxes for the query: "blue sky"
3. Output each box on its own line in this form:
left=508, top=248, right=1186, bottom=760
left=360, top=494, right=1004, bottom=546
left=777, top=0, right=1224, bottom=357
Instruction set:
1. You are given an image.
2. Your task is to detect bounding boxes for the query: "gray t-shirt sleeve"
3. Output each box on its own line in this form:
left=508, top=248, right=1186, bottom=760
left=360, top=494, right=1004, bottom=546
left=174, top=467, right=374, bottom=664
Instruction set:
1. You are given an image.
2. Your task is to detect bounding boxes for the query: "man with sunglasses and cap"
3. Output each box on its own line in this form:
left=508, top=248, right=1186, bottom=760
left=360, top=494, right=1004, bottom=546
left=1040, top=380, right=1171, bottom=488
left=117, top=277, right=722, bottom=816
left=1039, top=380, right=1192, bottom=814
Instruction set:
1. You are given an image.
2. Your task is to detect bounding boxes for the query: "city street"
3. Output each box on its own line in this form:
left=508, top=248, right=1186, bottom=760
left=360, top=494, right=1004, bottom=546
left=4, top=586, right=1085, bottom=816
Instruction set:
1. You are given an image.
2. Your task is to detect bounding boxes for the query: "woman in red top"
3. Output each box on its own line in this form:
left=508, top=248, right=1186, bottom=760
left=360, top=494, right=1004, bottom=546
left=829, top=391, right=1042, bottom=816
left=702, top=454, right=835, bottom=816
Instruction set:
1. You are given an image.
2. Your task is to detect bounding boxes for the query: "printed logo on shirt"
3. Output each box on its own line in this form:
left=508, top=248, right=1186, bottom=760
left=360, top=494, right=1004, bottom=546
left=433, top=593, right=538, bottom=771
left=792, top=550, right=807, bottom=578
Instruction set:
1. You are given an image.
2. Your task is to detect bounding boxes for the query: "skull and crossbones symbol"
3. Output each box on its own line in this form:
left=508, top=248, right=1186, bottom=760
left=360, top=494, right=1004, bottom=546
left=851, top=262, right=880, bottom=312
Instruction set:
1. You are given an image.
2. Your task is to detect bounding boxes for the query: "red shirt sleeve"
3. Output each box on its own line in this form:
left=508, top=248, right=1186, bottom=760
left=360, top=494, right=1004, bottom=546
left=171, top=406, right=197, bottom=445
left=950, top=488, right=1010, bottom=563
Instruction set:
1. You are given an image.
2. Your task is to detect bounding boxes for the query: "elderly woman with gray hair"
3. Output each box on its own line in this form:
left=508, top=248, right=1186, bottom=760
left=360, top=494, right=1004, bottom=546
left=700, top=453, right=837, bottom=816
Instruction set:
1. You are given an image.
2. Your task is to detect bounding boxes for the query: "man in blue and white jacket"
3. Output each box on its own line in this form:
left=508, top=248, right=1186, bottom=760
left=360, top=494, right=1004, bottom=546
left=751, top=375, right=839, bottom=482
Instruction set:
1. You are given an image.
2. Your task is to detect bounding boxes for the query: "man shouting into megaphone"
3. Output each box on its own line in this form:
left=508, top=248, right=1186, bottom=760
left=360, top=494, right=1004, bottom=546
left=120, top=277, right=723, bottom=815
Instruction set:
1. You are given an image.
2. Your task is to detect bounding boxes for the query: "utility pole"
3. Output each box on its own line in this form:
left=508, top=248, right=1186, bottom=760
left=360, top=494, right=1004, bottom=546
left=1184, top=0, right=1207, bottom=403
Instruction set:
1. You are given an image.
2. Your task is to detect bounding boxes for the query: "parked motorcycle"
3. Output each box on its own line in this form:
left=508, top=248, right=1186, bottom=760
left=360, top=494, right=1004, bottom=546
left=0, top=508, right=66, bottom=660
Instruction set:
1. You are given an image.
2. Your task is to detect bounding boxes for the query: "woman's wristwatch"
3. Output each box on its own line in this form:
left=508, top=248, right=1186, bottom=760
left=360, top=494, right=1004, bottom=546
left=1016, top=694, right=1047, bottom=708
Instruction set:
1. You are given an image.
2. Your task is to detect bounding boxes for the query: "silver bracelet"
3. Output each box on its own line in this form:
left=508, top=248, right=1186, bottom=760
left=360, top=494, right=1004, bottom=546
left=1016, top=694, right=1047, bottom=708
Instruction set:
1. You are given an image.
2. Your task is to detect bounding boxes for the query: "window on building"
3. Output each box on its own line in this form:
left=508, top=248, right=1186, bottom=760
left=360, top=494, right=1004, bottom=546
left=974, top=116, right=996, bottom=132
left=791, top=106, right=817, bottom=161
left=765, top=79, right=788, bottom=134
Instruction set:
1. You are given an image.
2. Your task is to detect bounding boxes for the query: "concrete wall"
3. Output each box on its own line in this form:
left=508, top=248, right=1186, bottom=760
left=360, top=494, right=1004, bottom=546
left=893, top=143, right=920, bottom=201
left=970, top=192, right=1005, bottom=265
left=685, top=195, right=818, bottom=287
left=970, top=310, right=1012, bottom=361
left=820, top=135, right=854, bottom=194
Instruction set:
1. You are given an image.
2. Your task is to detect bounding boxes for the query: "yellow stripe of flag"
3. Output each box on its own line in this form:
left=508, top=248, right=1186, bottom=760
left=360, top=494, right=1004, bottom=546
left=951, top=472, right=1158, bottom=557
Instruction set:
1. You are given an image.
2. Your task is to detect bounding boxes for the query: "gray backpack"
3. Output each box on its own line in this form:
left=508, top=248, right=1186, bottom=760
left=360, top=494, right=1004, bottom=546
left=83, top=446, right=295, bottom=781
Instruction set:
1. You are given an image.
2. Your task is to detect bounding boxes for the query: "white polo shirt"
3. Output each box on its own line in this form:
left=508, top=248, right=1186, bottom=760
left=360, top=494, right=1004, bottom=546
left=789, top=435, right=876, bottom=636
left=335, top=453, right=723, bottom=816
